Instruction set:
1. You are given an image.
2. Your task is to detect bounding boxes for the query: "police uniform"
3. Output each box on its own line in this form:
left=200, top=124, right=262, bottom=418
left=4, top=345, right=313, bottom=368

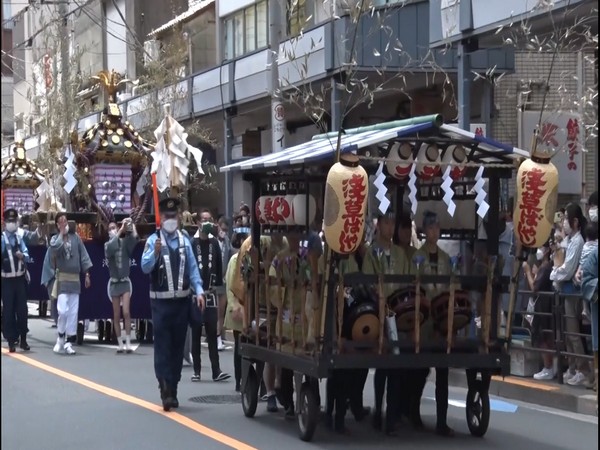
left=141, top=198, right=204, bottom=411
left=2, top=209, right=31, bottom=352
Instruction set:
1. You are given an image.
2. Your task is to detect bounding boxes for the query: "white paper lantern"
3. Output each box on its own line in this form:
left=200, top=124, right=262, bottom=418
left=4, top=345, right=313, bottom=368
left=443, top=144, right=467, bottom=179
left=416, top=143, right=441, bottom=180
left=385, top=142, right=413, bottom=180
left=292, top=194, right=317, bottom=226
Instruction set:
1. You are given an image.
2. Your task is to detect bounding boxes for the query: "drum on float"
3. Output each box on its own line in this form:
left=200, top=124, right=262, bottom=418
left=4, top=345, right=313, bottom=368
left=387, top=287, right=430, bottom=332
left=342, top=284, right=379, bottom=343
left=430, top=290, right=472, bottom=333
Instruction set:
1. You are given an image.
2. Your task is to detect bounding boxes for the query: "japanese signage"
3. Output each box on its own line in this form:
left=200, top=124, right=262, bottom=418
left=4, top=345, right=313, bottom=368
left=272, top=101, right=286, bottom=152
left=339, top=173, right=367, bottom=253
left=522, top=111, right=584, bottom=194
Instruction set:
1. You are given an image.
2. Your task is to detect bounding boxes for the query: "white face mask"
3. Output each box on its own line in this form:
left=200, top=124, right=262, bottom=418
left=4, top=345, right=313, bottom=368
left=589, top=206, right=598, bottom=223
left=162, top=219, right=178, bottom=234
left=108, top=229, right=118, bottom=239
left=536, top=248, right=544, bottom=261
left=563, top=219, right=572, bottom=236
left=5, top=222, right=17, bottom=233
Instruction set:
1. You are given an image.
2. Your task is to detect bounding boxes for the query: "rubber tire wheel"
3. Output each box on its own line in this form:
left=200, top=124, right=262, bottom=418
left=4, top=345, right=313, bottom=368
left=298, top=381, right=319, bottom=442
left=97, top=320, right=105, bottom=342
left=146, top=321, right=154, bottom=343
left=466, top=380, right=490, bottom=437
left=76, top=322, right=84, bottom=345
left=137, top=320, right=146, bottom=342
left=241, top=365, right=259, bottom=418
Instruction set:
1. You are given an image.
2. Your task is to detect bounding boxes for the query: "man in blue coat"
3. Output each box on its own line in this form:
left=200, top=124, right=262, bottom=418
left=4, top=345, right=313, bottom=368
left=142, top=197, right=205, bottom=411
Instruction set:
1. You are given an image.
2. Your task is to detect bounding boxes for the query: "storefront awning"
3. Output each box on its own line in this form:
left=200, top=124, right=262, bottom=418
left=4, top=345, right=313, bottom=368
left=219, top=121, right=530, bottom=173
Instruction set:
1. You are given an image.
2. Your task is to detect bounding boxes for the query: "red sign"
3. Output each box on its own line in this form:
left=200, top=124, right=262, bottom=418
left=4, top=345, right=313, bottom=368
left=339, top=173, right=367, bottom=253
left=516, top=167, right=546, bottom=247
left=566, top=118, right=579, bottom=171
left=259, top=196, right=292, bottom=225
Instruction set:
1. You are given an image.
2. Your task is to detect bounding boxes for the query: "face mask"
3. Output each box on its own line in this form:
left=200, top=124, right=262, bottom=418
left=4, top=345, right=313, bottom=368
left=563, top=220, right=572, bottom=236
left=589, top=206, right=598, bottom=223
left=109, top=229, right=118, bottom=239
left=5, top=222, right=17, bottom=233
left=201, top=222, right=213, bottom=235
left=162, top=219, right=178, bottom=234
left=536, top=248, right=544, bottom=261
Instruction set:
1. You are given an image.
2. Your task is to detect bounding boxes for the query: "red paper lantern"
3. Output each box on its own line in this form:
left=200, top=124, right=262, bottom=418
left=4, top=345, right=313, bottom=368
left=514, top=153, right=559, bottom=249
left=323, top=154, right=368, bottom=255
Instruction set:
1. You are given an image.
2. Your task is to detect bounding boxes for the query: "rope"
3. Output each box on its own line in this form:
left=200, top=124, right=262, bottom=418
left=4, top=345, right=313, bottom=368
left=356, top=154, right=518, bottom=169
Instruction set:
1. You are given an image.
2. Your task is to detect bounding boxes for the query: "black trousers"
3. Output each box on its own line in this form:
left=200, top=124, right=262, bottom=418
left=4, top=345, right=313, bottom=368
left=373, top=369, right=400, bottom=429
left=151, top=298, right=189, bottom=389
left=435, top=368, right=449, bottom=428
left=191, top=306, right=220, bottom=377
left=1, top=276, right=28, bottom=343
left=348, top=369, right=368, bottom=416
left=280, top=368, right=295, bottom=409
left=233, top=331, right=241, bottom=386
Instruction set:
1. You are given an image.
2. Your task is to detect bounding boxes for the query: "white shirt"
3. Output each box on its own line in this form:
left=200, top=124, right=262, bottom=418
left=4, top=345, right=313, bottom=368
left=550, top=231, right=584, bottom=283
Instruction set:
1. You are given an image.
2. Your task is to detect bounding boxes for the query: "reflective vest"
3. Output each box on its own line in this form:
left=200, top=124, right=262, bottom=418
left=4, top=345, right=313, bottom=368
left=150, top=230, right=190, bottom=299
left=1, top=231, right=25, bottom=279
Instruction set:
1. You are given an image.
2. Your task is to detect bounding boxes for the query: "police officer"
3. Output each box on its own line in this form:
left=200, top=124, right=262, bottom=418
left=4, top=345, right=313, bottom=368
left=141, top=198, right=205, bottom=412
left=2, top=208, right=31, bottom=352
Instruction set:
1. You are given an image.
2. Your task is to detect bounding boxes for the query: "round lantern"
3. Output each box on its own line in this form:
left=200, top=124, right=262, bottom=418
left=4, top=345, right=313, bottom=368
left=416, top=143, right=441, bottom=180
left=268, top=195, right=294, bottom=225
left=443, top=144, right=467, bottom=179
left=323, top=154, right=368, bottom=255
left=255, top=196, right=272, bottom=225
left=385, top=142, right=413, bottom=179
left=292, top=194, right=317, bottom=226
left=513, top=154, right=559, bottom=249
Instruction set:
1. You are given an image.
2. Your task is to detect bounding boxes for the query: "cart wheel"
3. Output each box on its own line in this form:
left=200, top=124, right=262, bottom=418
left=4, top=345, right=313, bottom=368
left=298, top=381, right=319, bottom=442
left=97, top=320, right=105, bottom=342
left=241, top=365, right=259, bottom=418
left=136, top=320, right=146, bottom=342
left=76, top=322, right=84, bottom=345
left=146, top=321, right=154, bottom=343
left=466, top=380, right=490, bottom=437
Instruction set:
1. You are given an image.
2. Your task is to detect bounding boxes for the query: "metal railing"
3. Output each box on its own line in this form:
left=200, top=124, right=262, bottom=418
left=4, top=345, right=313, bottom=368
left=510, top=289, right=593, bottom=384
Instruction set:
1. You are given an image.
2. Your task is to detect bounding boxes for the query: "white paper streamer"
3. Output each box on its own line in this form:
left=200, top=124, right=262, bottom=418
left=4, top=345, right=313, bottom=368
left=63, top=146, right=77, bottom=194
left=473, top=166, right=489, bottom=219
left=441, top=166, right=456, bottom=217
left=373, top=161, right=389, bottom=214
left=408, top=164, right=418, bottom=215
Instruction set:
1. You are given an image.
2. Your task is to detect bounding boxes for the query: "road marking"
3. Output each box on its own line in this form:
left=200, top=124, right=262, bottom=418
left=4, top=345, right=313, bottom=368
left=491, top=375, right=559, bottom=391
left=2, top=348, right=257, bottom=450
left=424, top=396, right=519, bottom=413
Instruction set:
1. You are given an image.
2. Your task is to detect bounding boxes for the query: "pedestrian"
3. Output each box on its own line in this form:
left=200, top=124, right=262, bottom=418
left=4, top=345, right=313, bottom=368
left=105, top=218, right=139, bottom=353
left=190, top=209, right=230, bottom=382
left=141, top=198, right=205, bottom=411
left=216, top=216, right=232, bottom=351
left=2, top=208, right=31, bottom=352
left=48, top=213, right=93, bottom=355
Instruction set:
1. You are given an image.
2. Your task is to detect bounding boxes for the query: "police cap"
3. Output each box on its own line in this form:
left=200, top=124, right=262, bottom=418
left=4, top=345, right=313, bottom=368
left=3, top=208, right=18, bottom=221
left=159, top=197, right=181, bottom=214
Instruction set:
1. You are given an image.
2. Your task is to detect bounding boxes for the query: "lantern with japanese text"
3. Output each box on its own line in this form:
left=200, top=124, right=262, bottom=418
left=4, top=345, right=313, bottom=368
left=323, top=154, right=369, bottom=255
left=385, top=142, right=413, bottom=180
left=416, top=143, right=441, bottom=180
left=513, top=138, right=559, bottom=249
left=1, top=134, right=46, bottom=215
left=293, top=194, right=317, bottom=226
left=442, top=144, right=467, bottom=179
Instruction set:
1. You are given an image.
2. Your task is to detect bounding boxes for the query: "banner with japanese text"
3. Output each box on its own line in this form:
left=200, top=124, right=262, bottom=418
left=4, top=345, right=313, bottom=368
left=522, top=111, right=584, bottom=195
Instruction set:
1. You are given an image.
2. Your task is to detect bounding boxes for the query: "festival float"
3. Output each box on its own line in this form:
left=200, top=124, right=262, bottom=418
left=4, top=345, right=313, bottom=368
left=220, top=114, right=532, bottom=442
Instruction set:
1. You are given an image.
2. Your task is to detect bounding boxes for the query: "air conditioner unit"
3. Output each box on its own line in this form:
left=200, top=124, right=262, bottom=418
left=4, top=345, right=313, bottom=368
left=143, top=40, right=161, bottom=66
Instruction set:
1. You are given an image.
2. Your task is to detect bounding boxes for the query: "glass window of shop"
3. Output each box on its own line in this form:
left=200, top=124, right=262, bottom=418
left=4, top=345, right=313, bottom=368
left=223, top=1, right=269, bottom=60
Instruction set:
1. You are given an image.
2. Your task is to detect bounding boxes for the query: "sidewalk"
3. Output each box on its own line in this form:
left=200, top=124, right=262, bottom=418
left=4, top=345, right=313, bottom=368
left=447, top=369, right=597, bottom=416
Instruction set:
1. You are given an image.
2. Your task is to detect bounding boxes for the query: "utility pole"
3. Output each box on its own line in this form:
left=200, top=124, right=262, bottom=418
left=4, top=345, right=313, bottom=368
left=59, top=0, right=72, bottom=211
left=269, top=0, right=285, bottom=153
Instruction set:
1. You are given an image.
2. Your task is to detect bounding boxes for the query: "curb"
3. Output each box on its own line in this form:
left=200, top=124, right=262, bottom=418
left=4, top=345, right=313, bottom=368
left=448, top=369, right=597, bottom=416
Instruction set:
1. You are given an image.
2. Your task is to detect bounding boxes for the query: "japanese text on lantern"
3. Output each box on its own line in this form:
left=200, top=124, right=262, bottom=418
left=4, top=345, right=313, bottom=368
left=566, top=118, right=579, bottom=171
left=263, top=197, right=290, bottom=224
left=517, top=167, right=546, bottom=247
left=339, top=174, right=366, bottom=252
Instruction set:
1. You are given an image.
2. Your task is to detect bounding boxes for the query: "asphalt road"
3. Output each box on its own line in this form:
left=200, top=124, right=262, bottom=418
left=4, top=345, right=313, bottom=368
left=2, top=312, right=598, bottom=450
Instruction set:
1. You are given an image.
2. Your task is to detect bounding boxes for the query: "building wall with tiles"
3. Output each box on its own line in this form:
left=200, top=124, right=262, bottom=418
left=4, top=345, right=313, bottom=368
left=492, top=50, right=597, bottom=207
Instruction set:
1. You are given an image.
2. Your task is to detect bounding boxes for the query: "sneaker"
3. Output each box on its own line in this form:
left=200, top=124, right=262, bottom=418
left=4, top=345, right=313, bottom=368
left=567, top=371, right=587, bottom=386
left=266, top=395, right=278, bottom=413
left=191, top=373, right=201, bottom=382
left=53, top=337, right=65, bottom=354
left=64, top=342, right=76, bottom=355
left=533, top=368, right=555, bottom=381
left=563, top=370, right=576, bottom=382
left=213, top=372, right=231, bottom=382
left=217, top=336, right=225, bottom=351
left=260, top=394, right=270, bottom=402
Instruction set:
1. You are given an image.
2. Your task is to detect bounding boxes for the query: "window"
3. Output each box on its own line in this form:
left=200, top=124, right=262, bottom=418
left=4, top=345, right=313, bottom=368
left=223, top=1, right=269, bottom=60
left=287, top=0, right=313, bottom=37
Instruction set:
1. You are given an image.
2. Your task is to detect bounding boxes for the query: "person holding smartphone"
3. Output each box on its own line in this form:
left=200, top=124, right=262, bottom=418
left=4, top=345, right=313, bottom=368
left=190, top=209, right=230, bottom=382
left=105, top=218, right=139, bottom=353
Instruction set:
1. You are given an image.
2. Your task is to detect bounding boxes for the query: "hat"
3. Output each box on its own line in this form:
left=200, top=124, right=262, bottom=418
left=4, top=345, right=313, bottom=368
left=159, top=197, right=181, bottom=214
left=3, top=208, right=18, bottom=221
left=422, top=210, right=439, bottom=229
